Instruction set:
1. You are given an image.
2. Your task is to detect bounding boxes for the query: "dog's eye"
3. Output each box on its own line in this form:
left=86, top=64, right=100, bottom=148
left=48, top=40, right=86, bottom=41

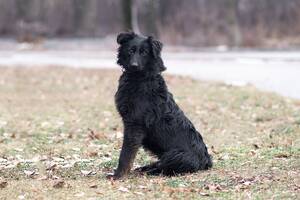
left=128, top=47, right=136, bottom=55
left=140, top=49, right=148, bottom=56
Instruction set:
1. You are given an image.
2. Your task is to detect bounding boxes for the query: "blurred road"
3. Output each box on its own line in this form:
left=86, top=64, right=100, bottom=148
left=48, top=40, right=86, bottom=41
left=0, top=49, right=300, bottom=99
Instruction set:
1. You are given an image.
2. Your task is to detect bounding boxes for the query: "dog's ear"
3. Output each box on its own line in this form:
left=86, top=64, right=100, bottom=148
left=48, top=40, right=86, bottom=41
left=117, top=32, right=135, bottom=45
left=148, top=36, right=166, bottom=72
left=147, top=36, right=163, bottom=59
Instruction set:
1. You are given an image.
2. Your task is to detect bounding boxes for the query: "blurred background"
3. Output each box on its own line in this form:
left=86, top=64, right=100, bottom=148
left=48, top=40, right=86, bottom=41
left=0, top=0, right=300, bottom=47
left=0, top=0, right=300, bottom=98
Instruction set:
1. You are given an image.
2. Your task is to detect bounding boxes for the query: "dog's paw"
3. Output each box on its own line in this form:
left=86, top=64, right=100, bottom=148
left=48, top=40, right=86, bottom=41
left=106, top=173, right=122, bottom=180
left=133, top=168, right=145, bottom=175
left=134, top=166, right=151, bottom=173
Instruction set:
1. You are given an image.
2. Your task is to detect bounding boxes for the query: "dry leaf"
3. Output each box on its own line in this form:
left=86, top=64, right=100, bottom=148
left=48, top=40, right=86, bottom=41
left=89, top=183, right=98, bottom=188
left=14, top=148, right=23, bottom=152
left=74, top=192, right=85, bottom=197
left=81, top=170, right=96, bottom=176
left=116, top=131, right=123, bottom=139
left=275, top=153, right=290, bottom=158
left=37, top=176, right=48, bottom=181
left=133, top=191, right=144, bottom=196
left=53, top=180, right=65, bottom=188
left=24, top=170, right=37, bottom=177
left=243, top=181, right=252, bottom=186
left=52, top=157, right=64, bottom=162
left=87, top=151, right=98, bottom=157
left=46, top=163, right=57, bottom=171
left=199, top=192, right=210, bottom=196
left=0, top=180, right=8, bottom=188
left=72, top=147, right=81, bottom=152
left=95, top=191, right=104, bottom=195
left=39, top=155, right=48, bottom=161
left=211, top=146, right=219, bottom=154
left=88, top=128, right=105, bottom=140
left=138, top=185, right=147, bottom=189
left=118, top=186, right=129, bottom=192
left=249, top=150, right=256, bottom=156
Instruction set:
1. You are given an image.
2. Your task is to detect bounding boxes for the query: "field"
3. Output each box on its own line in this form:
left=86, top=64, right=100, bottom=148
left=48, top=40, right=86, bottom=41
left=0, top=67, right=299, bottom=199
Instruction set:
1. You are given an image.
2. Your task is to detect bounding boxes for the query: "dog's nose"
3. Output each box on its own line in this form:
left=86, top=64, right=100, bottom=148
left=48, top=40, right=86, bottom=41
left=131, top=62, right=138, bottom=67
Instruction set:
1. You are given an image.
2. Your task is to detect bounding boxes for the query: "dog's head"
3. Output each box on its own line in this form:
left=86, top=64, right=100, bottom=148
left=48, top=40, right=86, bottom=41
left=117, top=32, right=166, bottom=73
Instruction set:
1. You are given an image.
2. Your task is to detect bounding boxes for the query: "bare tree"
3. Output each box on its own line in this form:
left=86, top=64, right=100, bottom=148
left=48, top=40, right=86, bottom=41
left=121, top=0, right=140, bottom=33
left=121, top=0, right=133, bottom=31
left=1, top=0, right=300, bottom=47
left=143, top=0, right=159, bottom=37
left=131, top=0, right=140, bottom=34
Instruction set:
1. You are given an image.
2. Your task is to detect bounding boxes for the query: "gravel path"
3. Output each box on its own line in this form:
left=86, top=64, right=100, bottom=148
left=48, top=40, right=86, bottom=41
left=0, top=49, right=299, bottom=99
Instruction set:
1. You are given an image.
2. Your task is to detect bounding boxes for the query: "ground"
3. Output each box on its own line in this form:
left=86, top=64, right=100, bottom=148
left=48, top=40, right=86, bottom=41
left=0, top=67, right=299, bottom=200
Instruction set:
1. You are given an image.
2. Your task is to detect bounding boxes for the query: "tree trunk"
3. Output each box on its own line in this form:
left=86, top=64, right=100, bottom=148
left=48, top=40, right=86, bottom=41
left=121, top=0, right=133, bottom=31
left=131, top=0, right=140, bottom=34
left=233, top=0, right=242, bottom=47
left=144, top=0, right=159, bottom=37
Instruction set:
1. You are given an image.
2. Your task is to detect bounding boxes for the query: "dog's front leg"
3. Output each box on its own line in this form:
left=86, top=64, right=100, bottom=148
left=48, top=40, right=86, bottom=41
left=108, top=126, right=144, bottom=180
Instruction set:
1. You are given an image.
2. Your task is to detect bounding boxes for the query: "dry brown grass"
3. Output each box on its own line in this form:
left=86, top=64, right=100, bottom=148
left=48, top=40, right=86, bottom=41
left=0, top=67, right=299, bottom=199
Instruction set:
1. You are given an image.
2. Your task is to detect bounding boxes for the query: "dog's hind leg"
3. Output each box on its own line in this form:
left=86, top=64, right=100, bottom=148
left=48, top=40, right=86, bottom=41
left=148, top=149, right=206, bottom=176
left=134, top=162, right=158, bottom=172
left=134, top=162, right=162, bottom=175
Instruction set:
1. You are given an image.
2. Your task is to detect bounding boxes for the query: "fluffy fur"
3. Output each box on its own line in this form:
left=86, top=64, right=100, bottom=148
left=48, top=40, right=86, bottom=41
left=108, top=32, right=212, bottom=179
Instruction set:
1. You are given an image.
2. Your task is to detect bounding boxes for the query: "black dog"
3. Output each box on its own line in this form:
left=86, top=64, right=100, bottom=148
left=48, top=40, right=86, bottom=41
left=108, top=32, right=212, bottom=179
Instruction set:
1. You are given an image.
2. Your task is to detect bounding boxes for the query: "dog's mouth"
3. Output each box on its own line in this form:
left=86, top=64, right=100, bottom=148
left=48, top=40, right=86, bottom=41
left=129, top=65, right=143, bottom=72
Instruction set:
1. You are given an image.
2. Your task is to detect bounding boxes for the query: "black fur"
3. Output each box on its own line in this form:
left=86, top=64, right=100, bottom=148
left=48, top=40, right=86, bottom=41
left=109, top=32, right=212, bottom=179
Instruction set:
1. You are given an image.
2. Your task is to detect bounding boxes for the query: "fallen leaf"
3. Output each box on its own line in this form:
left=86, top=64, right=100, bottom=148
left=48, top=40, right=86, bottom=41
left=118, top=186, right=129, bottom=192
left=87, top=151, right=98, bottom=157
left=53, top=180, right=65, bottom=188
left=67, top=132, right=73, bottom=139
left=74, top=192, right=85, bottom=197
left=95, top=191, right=104, bottom=195
left=88, top=128, right=105, bottom=140
left=72, top=147, right=81, bottom=152
left=0, top=180, right=8, bottom=188
left=211, top=146, right=219, bottom=154
left=243, top=181, right=252, bottom=186
left=274, top=153, right=290, bottom=158
left=116, top=131, right=123, bottom=139
left=133, top=191, right=144, bottom=195
left=204, top=184, right=223, bottom=192
left=46, top=163, right=57, bottom=171
left=89, top=183, right=98, bottom=188
left=81, top=170, right=96, bottom=176
left=24, top=170, right=37, bottom=177
left=52, top=157, right=64, bottom=162
left=37, top=176, right=48, bottom=181
left=39, top=155, right=48, bottom=161
left=199, top=192, right=210, bottom=196
left=138, top=185, right=147, bottom=189
left=249, top=150, right=256, bottom=156
left=52, top=175, right=60, bottom=180
left=14, top=148, right=23, bottom=152
left=10, top=133, right=16, bottom=138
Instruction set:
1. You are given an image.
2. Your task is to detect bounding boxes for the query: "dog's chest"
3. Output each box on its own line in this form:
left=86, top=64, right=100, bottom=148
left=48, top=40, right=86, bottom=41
left=115, top=79, right=163, bottom=121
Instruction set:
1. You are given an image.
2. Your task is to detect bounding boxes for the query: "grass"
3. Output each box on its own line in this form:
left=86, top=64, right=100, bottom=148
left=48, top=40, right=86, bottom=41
left=0, top=67, right=299, bottom=199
